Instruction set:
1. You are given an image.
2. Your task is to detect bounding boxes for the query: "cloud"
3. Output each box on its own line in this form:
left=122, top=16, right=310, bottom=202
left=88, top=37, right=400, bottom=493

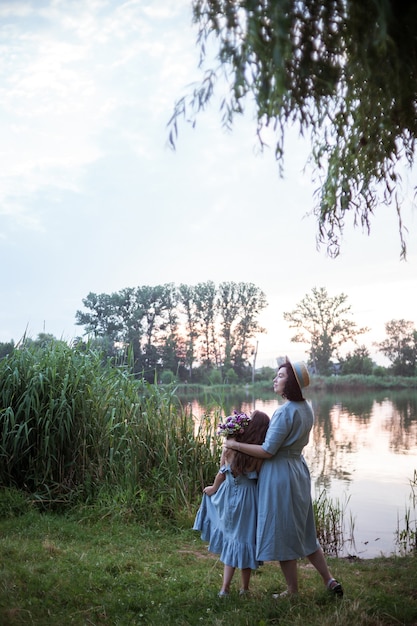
left=0, top=0, right=202, bottom=238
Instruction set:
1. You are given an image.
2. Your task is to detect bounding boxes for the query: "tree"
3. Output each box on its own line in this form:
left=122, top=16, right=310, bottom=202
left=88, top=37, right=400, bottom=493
left=178, top=283, right=198, bottom=378
left=376, top=319, right=417, bottom=376
left=131, top=284, right=178, bottom=379
left=227, top=282, right=267, bottom=374
left=216, top=281, right=267, bottom=374
left=217, top=281, right=241, bottom=369
left=283, top=286, right=368, bottom=374
left=194, top=280, right=219, bottom=369
left=0, top=341, right=14, bottom=359
left=340, top=345, right=375, bottom=375
left=169, top=0, right=417, bottom=257
left=75, top=292, right=123, bottom=340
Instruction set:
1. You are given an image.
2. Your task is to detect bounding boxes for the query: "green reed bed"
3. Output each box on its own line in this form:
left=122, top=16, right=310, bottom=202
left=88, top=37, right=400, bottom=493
left=0, top=342, right=219, bottom=521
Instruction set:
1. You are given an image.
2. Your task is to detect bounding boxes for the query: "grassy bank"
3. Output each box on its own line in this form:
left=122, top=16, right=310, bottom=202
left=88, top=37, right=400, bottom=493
left=1, top=510, right=417, bottom=626
left=175, top=374, right=417, bottom=396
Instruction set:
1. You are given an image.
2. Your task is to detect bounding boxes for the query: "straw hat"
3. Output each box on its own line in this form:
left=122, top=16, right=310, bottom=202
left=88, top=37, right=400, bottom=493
left=290, top=361, right=310, bottom=389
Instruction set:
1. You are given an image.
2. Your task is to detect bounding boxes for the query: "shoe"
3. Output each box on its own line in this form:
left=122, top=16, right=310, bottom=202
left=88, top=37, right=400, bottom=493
left=272, top=590, right=292, bottom=599
left=239, top=589, right=249, bottom=596
left=327, top=579, right=344, bottom=597
left=218, top=590, right=229, bottom=597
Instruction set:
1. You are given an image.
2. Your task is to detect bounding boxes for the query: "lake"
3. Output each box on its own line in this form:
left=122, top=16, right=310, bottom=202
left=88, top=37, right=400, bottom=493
left=182, top=388, right=417, bottom=559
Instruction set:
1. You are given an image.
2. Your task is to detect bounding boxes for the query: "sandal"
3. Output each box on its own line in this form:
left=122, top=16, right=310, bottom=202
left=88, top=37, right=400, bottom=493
left=327, top=578, right=344, bottom=597
left=272, top=590, right=297, bottom=598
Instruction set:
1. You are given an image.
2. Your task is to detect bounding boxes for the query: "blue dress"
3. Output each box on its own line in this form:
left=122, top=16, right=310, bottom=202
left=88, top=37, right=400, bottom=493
left=193, top=464, right=261, bottom=570
left=256, top=400, right=320, bottom=562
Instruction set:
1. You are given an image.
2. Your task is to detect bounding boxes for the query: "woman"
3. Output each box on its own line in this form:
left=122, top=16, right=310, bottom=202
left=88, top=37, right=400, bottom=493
left=224, top=358, right=343, bottom=598
left=194, top=410, right=270, bottom=597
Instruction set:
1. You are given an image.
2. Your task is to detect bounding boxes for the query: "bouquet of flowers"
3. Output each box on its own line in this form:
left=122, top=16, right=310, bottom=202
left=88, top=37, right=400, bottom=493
left=217, top=410, right=251, bottom=437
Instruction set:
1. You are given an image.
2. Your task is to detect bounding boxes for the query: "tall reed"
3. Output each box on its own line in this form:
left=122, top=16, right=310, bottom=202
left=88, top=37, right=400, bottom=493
left=313, top=490, right=353, bottom=556
left=0, top=342, right=219, bottom=519
left=396, top=469, right=417, bottom=554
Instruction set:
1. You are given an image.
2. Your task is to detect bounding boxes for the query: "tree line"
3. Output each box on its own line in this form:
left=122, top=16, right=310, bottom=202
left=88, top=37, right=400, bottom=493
left=74, top=281, right=267, bottom=382
left=1, top=284, right=416, bottom=380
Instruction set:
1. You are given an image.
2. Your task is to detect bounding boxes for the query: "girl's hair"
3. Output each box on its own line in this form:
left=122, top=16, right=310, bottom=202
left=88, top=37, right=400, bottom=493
left=281, top=359, right=304, bottom=401
left=231, top=410, right=270, bottom=476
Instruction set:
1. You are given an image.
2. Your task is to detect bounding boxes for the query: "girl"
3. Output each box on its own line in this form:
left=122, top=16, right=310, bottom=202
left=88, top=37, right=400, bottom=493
left=194, top=409, right=270, bottom=597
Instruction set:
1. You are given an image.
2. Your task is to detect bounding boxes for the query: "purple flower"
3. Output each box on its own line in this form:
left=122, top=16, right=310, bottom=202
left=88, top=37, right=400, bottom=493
left=217, top=410, right=251, bottom=437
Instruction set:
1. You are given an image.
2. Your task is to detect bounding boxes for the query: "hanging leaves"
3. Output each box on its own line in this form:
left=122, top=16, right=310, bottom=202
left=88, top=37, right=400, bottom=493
left=169, top=0, right=417, bottom=258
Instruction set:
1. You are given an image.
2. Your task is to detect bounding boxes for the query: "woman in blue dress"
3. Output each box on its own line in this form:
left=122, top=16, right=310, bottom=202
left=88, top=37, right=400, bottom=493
left=194, top=410, right=270, bottom=596
left=224, top=359, right=343, bottom=598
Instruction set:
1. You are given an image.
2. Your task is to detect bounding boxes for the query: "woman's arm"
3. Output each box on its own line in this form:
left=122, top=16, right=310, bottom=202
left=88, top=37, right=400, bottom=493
left=223, top=439, right=272, bottom=459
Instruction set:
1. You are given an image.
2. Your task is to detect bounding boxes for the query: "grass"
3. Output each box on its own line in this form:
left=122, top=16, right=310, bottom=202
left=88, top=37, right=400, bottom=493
left=1, top=509, right=417, bottom=626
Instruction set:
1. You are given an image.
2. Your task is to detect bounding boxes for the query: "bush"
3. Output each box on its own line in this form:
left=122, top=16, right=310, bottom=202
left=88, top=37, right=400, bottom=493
left=208, top=369, right=222, bottom=385
left=255, top=366, right=275, bottom=382
left=160, top=370, right=175, bottom=384
left=224, top=367, right=238, bottom=384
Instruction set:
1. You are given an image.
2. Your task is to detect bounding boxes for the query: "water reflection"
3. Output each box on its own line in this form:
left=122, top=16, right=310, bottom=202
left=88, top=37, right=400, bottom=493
left=180, top=388, right=417, bottom=559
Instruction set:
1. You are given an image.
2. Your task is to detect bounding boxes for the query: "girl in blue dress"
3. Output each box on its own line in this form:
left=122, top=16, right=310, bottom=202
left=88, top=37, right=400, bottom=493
left=193, top=410, right=270, bottom=597
left=224, top=359, right=344, bottom=598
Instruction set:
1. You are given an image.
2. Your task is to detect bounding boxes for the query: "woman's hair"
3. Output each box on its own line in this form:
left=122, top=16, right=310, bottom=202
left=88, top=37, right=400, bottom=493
left=231, top=410, right=270, bottom=476
left=281, top=359, right=304, bottom=401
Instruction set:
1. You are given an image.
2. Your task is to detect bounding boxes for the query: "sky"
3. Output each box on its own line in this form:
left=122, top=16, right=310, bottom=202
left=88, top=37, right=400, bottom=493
left=1, top=0, right=416, bottom=368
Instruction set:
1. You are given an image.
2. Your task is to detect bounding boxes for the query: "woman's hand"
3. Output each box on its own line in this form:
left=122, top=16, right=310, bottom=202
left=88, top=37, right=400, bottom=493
left=203, top=485, right=217, bottom=496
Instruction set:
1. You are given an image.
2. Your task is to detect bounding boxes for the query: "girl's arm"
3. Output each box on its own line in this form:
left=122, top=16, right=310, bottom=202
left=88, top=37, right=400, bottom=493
left=203, top=471, right=225, bottom=496
left=202, top=448, right=230, bottom=496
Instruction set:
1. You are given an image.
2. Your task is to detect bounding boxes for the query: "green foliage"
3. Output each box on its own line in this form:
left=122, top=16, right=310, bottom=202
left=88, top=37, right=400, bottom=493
left=0, top=342, right=219, bottom=517
left=224, top=367, right=238, bottom=384
left=160, top=369, right=176, bottom=384
left=0, top=341, right=115, bottom=501
left=169, top=0, right=417, bottom=257
left=373, top=365, right=387, bottom=378
left=340, top=346, right=375, bottom=375
left=0, top=488, right=31, bottom=518
left=208, top=369, right=223, bottom=385
left=255, top=366, right=276, bottom=382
